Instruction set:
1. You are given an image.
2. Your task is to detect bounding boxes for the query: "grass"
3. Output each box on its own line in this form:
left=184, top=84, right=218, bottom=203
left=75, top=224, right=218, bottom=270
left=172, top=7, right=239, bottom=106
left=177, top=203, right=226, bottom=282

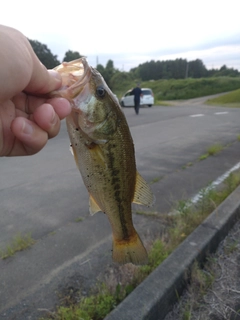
left=175, top=214, right=240, bottom=318
left=42, top=172, right=240, bottom=320
left=205, top=88, right=240, bottom=107
left=135, top=210, right=159, bottom=217
left=150, top=176, right=162, bottom=184
left=179, top=260, right=216, bottom=319
left=0, top=233, right=36, bottom=259
left=206, top=143, right=224, bottom=155
left=182, top=162, right=193, bottom=169
left=155, top=100, right=174, bottom=106
left=199, top=143, right=224, bottom=160
left=141, top=77, right=240, bottom=101
left=223, top=239, right=238, bottom=255
left=113, top=77, right=240, bottom=102
left=199, top=154, right=208, bottom=161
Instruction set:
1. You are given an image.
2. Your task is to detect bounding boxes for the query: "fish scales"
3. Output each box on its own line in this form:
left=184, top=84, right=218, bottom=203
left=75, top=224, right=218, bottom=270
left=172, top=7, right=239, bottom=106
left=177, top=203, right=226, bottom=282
left=49, top=58, right=154, bottom=265
left=67, top=110, right=136, bottom=240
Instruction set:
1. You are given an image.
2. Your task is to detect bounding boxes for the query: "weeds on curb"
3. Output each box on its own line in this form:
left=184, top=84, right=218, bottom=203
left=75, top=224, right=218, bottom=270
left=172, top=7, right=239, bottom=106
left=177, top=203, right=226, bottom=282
left=199, top=154, right=208, bottom=161
left=42, top=172, right=240, bottom=320
left=135, top=210, right=159, bottom=217
left=206, top=143, right=223, bottom=156
left=0, top=233, right=36, bottom=259
left=150, top=176, right=162, bottom=184
left=199, top=143, right=224, bottom=161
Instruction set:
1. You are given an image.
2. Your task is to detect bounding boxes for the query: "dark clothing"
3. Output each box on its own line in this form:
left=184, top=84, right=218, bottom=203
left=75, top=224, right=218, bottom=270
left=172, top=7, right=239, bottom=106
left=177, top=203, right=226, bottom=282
left=131, top=87, right=142, bottom=114
left=131, top=87, right=142, bottom=101
left=134, top=98, right=140, bottom=115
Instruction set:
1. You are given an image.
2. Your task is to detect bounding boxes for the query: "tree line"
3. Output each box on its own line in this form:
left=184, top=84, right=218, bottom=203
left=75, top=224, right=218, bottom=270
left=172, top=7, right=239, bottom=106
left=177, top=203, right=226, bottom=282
left=130, top=59, right=240, bottom=80
left=29, top=38, right=240, bottom=90
left=28, top=39, right=83, bottom=69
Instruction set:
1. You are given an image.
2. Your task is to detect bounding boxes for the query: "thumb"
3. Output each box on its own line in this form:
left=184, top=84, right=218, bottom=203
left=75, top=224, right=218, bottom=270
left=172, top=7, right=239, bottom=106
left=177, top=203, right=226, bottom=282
left=25, top=55, right=62, bottom=94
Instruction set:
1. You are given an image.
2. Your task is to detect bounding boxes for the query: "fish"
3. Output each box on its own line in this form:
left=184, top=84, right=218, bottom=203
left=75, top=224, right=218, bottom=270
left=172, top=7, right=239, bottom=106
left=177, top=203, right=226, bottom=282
left=49, top=58, right=154, bottom=265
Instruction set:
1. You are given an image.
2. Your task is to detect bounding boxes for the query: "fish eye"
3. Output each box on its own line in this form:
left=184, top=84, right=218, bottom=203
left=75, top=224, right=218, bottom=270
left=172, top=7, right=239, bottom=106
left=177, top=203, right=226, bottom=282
left=96, top=86, right=105, bottom=98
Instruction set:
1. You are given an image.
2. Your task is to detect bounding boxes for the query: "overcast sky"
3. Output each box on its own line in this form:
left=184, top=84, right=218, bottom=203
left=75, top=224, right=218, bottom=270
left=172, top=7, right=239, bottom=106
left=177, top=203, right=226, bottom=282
left=1, top=0, right=239, bottom=71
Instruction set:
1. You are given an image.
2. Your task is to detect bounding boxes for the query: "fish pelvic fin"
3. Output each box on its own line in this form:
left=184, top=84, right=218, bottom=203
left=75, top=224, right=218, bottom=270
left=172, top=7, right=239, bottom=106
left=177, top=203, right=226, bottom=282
left=89, top=195, right=102, bottom=215
left=133, top=171, right=155, bottom=207
left=112, top=231, right=148, bottom=265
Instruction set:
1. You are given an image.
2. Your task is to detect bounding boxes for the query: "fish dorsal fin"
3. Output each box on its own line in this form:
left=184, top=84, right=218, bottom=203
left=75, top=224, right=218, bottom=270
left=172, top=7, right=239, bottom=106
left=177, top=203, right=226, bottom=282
left=133, top=172, right=155, bottom=207
left=89, top=195, right=102, bottom=215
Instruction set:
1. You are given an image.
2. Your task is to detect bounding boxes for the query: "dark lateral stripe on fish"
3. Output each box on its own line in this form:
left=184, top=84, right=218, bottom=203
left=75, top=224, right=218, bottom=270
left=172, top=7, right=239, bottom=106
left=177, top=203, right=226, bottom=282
left=107, top=141, right=130, bottom=240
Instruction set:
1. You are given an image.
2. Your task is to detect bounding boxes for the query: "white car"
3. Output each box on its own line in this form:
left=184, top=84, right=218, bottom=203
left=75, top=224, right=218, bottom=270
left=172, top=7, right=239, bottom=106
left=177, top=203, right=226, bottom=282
left=120, top=88, right=154, bottom=107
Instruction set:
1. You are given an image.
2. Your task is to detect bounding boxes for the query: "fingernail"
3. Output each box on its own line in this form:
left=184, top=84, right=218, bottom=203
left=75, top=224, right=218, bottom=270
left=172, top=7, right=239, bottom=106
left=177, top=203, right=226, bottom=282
left=22, top=121, right=33, bottom=135
left=50, top=109, right=58, bottom=125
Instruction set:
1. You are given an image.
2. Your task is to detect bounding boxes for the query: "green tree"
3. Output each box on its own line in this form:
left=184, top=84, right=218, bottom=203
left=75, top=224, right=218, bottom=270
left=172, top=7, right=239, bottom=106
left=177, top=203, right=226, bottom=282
left=188, top=59, right=207, bottom=78
left=63, top=50, right=83, bottom=62
left=96, top=60, right=116, bottom=89
left=105, top=59, right=115, bottom=87
left=214, top=65, right=239, bottom=77
left=96, top=64, right=106, bottom=75
left=106, top=60, right=114, bottom=70
left=109, top=71, right=133, bottom=92
left=29, top=39, right=60, bottom=69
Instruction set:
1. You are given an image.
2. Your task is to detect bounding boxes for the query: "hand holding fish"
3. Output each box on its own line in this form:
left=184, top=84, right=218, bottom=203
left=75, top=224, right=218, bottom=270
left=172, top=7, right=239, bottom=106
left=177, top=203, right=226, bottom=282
left=0, top=25, right=71, bottom=156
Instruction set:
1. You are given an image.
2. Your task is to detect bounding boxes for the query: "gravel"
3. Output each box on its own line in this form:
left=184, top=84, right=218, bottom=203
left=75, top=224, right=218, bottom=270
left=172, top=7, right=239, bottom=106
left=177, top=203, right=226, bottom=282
left=165, top=219, right=240, bottom=320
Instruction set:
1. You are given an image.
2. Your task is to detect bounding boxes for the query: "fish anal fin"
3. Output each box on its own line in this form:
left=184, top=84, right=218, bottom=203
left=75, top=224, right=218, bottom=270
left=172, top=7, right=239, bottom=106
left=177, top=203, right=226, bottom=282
left=112, top=231, right=148, bottom=265
left=89, top=195, right=102, bottom=216
left=133, top=171, right=155, bottom=207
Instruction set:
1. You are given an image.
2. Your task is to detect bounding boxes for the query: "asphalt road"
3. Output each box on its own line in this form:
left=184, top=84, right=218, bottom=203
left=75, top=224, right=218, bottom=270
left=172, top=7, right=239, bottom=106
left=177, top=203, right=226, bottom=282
left=1, top=95, right=240, bottom=319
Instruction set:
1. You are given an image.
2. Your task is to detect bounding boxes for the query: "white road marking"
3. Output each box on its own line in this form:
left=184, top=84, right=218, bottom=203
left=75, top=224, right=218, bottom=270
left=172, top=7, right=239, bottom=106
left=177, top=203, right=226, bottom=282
left=190, top=111, right=229, bottom=118
left=170, top=162, right=240, bottom=216
left=191, top=162, right=240, bottom=204
left=190, top=114, right=204, bottom=117
left=214, top=112, right=229, bottom=115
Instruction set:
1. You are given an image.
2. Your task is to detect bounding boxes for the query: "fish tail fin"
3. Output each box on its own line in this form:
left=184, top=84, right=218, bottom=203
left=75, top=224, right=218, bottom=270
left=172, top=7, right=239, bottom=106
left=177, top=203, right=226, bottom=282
left=112, top=231, right=148, bottom=265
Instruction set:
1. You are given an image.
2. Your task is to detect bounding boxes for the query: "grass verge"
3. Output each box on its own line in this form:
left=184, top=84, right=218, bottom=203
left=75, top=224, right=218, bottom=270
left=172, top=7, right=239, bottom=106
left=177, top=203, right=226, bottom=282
left=41, top=172, right=240, bottom=320
left=0, top=233, right=36, bottom=259
left=155, top=100, right=174, bottom=106
left=114, top=77, right=240, bottom=102
left=205, top=88, right=240, bottom=107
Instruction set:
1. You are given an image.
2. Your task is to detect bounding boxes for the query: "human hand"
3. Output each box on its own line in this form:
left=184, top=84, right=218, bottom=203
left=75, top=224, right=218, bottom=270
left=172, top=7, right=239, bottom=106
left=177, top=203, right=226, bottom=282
left=0, top=25, right=71, bottom=156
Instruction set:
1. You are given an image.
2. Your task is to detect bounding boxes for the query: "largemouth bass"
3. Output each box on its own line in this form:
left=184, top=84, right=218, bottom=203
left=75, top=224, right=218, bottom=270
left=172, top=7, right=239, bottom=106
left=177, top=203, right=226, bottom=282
left=50, top=58, right=154, bottom=265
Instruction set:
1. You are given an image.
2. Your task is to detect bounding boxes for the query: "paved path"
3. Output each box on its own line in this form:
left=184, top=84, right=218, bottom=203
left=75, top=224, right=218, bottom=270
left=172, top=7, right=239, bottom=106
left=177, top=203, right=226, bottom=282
left=1, top=95, right=240, bottom=319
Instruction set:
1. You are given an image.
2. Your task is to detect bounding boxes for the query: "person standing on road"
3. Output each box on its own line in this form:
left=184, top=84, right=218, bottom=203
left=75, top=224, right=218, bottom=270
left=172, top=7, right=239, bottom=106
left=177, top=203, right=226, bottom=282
left=131, top=83, right=143, bottom=115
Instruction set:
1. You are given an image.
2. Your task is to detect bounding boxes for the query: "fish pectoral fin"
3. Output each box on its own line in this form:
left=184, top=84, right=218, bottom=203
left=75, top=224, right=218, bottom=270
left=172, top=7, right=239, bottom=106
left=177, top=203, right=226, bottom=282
left=69, top=144, right=74, bottom=155
left=93, top=139, right=108, bottom=144
left=89, top=195, right=102, bottom=215
left=133, top=171, right=155, bottom=207
left=87, top=143, right=107, bottom=169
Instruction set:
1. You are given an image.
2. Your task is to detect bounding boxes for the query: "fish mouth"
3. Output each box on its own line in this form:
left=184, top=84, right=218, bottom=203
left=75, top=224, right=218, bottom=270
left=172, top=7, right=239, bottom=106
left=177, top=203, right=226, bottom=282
left=51, top=57, right=92, bottom=101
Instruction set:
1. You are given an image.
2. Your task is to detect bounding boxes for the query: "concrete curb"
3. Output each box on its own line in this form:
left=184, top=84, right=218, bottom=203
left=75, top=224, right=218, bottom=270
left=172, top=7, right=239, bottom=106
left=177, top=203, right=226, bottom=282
left=105, top=185, right=240, bottom=320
